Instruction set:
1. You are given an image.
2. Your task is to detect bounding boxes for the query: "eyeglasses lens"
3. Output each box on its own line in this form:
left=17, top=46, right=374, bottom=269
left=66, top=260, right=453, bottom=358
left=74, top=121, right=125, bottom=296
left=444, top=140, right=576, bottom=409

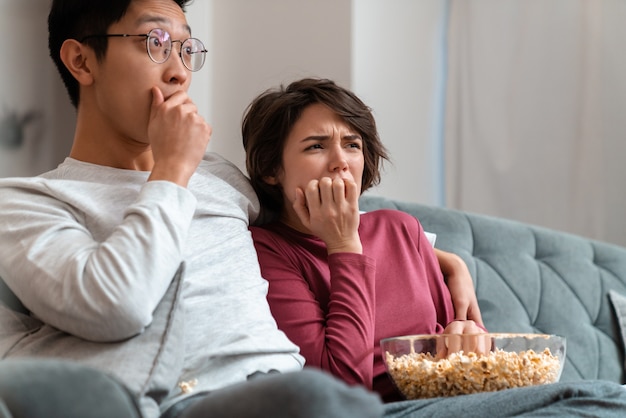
left=182, top=39, right=207, bottom=72
left=145, top=28, right=206, bottom=71
left=146, top=29, right=171, bottom=64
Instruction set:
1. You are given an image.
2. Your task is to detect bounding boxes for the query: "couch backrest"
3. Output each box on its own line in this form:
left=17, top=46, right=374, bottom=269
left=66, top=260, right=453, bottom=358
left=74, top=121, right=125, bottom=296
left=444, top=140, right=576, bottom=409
left=360, top=194, right=626, bottom=384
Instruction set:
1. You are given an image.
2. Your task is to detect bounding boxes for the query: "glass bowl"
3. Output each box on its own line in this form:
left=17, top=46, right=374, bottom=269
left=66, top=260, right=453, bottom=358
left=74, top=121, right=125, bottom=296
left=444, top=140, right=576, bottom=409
left=381, top=333, right=566, bottom=399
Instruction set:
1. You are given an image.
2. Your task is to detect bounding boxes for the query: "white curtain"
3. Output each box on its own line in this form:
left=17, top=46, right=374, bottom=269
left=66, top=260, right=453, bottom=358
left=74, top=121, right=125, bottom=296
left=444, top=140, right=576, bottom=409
left=444, top=0, right=626, bottom=246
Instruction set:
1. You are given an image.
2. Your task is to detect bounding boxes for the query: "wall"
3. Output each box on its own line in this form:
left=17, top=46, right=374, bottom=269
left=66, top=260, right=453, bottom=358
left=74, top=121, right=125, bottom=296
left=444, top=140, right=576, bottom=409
left=3, top=1, right=444, bottom=210
left=0, top=0, right=74, bottom=177
left=175, top=1, right=626, bottom=246
left=3, top=2, right=624, bottom=245
left=187, top=0, right=443, bottom=205
left=188, top=0, right=353, bottom=172
left=352, top=0, right=446, bottom=205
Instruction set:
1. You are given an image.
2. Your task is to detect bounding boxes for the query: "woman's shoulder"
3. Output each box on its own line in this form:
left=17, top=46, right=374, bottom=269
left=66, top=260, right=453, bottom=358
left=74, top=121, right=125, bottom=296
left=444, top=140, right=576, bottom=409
left=360, top=208, right=423, bottom=234
left=250, top=222, right=290, bottom=243
left=360, top=208, right=419, bottom=225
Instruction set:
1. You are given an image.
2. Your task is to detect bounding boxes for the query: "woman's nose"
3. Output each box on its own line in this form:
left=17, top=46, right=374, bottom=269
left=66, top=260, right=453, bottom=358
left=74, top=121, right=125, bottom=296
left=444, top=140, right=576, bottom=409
left=328, top=147, right=349, bottom=172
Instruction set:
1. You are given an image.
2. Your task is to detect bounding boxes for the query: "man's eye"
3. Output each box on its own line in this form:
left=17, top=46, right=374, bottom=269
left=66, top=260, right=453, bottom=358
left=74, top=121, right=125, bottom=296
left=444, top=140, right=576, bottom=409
left=149, top=36, right=163, bottom=48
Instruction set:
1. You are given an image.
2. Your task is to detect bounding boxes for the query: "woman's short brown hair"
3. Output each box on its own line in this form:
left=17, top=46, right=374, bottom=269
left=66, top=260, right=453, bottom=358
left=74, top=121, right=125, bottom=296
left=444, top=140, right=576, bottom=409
left=242, top=78, right=389, bottom=214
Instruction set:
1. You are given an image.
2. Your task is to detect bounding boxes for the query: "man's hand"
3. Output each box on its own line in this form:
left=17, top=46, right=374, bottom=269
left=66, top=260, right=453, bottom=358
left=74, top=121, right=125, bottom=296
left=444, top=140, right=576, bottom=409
left=147, top=86, right=212, bottom=187
left=436, top=320, right=490, bottom=359
left=435, top=249, right=484, bottom=327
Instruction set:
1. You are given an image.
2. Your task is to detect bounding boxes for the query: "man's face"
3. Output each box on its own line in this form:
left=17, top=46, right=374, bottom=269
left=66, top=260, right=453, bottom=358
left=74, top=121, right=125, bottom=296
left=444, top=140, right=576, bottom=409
left=88, top=0, right=193, bottom=146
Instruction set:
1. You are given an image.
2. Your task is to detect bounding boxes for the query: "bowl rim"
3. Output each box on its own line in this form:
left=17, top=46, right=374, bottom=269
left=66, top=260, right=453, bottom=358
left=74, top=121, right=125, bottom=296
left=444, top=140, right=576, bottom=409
left=381, top=333, right=565, bottom=345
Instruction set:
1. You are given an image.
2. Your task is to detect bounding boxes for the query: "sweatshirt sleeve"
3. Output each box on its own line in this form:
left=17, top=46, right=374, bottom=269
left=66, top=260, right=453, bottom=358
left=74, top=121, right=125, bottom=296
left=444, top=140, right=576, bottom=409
left=0, top=179, right=196, bottom=342
left=251, top=228, right=378, bottom=389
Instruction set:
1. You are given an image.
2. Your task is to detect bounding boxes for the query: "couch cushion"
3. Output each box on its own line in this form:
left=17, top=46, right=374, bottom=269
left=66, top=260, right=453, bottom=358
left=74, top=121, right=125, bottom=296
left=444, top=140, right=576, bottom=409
left=359, top=195, right=626, bottom=384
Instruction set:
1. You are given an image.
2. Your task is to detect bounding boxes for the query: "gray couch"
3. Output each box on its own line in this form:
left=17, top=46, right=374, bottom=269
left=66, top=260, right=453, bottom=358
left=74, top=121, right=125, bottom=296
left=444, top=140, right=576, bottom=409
left=360, top=194, right=626, bottom=384
left=2, top=195, right=626, bottom=416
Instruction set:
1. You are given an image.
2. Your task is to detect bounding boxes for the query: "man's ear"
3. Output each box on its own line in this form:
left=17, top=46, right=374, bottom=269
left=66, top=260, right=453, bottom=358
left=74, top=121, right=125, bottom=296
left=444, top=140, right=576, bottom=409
left=59, top=39, right=95, bottom=86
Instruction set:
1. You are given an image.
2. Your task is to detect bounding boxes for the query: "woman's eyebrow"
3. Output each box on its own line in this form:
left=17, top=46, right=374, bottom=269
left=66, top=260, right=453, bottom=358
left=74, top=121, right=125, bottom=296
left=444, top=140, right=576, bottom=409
left=301, top=135, right=330, bottom=142
left=300, top=134, right=362, bottom=143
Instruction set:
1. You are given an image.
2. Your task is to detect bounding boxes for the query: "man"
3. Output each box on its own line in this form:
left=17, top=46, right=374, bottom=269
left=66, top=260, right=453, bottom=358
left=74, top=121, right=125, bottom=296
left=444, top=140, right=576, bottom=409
left=0, top=1, right=382, bottom=417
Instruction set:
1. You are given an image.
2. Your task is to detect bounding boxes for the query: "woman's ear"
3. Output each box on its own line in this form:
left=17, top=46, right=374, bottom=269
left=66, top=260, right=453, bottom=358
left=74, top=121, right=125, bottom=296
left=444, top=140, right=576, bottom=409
left=59, top=39, right=95, bottom=86
left=263, top=175, right=278, bottom=185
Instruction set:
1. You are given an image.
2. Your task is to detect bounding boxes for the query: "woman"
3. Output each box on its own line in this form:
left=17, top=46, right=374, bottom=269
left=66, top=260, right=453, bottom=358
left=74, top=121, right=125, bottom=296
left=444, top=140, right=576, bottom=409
left=242, top=78, right=485, bottom=401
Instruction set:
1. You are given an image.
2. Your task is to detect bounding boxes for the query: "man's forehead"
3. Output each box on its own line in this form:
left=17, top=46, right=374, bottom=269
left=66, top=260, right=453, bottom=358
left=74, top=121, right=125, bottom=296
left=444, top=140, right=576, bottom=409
left=124, top=0, right=191, bottom=35
left=134, top=14, right=191, bottom=35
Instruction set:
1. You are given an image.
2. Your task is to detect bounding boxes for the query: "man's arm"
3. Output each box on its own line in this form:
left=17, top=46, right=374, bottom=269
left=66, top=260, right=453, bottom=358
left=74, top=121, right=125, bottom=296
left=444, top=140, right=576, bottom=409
left=434, top=248, right=484, bottom=326
left=0, top=178, right=195, bottom=342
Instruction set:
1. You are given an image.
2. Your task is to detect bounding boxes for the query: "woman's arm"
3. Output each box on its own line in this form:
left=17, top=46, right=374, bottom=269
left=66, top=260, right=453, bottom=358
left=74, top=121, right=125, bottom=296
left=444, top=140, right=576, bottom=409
left=251, top=228, right=377, bottom=389
left=434, top=249, right=484, bottom=327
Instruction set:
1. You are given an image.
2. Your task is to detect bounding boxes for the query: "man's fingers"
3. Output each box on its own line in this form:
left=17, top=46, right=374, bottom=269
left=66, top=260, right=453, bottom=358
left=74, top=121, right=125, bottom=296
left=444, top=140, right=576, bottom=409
left=468, top=304, right=484, bottom=326
left=151, top=86, right=164, bottom=108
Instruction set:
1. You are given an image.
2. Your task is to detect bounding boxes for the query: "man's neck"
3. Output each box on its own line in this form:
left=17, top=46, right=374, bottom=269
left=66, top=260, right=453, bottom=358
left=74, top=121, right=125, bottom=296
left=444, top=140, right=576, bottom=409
left=70, top=107, right=155, bottom=171
left=69, top=142, right=154, bottom=171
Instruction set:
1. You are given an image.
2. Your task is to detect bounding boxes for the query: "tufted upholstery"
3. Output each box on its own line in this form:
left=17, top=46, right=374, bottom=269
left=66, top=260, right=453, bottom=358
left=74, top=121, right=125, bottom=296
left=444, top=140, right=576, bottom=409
left=359, top=194, right=626, bottom=384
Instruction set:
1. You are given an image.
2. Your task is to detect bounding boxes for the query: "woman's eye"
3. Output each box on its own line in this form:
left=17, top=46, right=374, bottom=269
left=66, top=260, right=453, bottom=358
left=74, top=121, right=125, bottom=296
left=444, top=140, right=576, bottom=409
left=347, top=142, right=362, bottom=149
left=306, top=144, right=323, bottom=150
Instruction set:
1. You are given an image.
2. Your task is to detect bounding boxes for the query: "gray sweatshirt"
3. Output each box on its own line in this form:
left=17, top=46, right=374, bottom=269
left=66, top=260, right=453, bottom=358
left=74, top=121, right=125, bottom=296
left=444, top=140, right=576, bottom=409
left=0, top=152, right=303, bottom=417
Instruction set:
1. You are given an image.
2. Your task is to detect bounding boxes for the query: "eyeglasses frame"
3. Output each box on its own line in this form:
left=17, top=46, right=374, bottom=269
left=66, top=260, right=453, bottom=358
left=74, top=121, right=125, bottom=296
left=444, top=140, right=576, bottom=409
left=79, top=28, right=207, bottom=72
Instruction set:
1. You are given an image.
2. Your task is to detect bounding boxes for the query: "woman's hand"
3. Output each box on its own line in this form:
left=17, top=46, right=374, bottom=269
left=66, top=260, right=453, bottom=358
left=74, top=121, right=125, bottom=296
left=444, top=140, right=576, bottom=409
left=292, top=177, right=362, bottom=254
left=435, top=249, right=484, bottom=327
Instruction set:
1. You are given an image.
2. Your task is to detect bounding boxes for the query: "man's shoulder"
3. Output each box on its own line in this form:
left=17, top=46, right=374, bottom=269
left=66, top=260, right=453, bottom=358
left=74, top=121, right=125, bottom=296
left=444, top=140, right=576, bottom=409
left=0, top=174, right=55, bottom=194
left=193, top=152, right=260, bottom=220
left=196, top=152, right=254, bottom=194
left=199, top=152, right=244, bottom=176
left=0, top=159, right=145, bottom=196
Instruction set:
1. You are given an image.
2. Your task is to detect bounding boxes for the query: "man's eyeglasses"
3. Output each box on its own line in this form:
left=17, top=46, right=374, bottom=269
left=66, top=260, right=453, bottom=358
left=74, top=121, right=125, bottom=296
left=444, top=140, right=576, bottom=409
left=80, top=28, right=207, bottom=72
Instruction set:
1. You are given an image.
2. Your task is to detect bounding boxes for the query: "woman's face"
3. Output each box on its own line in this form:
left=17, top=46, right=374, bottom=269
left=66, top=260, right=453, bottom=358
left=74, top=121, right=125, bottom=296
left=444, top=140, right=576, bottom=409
left=267, top=103, right=365, bottom=218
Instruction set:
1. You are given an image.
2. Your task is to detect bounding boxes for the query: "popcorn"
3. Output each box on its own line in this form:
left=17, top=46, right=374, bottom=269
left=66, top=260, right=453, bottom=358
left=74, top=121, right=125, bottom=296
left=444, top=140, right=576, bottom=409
left=384, top=348, right=561, bottom=399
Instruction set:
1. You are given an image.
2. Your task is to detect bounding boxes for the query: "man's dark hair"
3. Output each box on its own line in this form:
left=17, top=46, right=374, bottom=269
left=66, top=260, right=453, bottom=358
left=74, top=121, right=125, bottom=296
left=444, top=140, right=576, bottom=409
left=48, top=0, right=192, bottom=108
left=242, top=78, right=389, bottom=215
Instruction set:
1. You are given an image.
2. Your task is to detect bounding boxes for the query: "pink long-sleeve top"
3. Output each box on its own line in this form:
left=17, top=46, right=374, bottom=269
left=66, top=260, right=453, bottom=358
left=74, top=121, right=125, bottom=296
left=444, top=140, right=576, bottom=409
left=250, top=209, right=455, bottom=401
